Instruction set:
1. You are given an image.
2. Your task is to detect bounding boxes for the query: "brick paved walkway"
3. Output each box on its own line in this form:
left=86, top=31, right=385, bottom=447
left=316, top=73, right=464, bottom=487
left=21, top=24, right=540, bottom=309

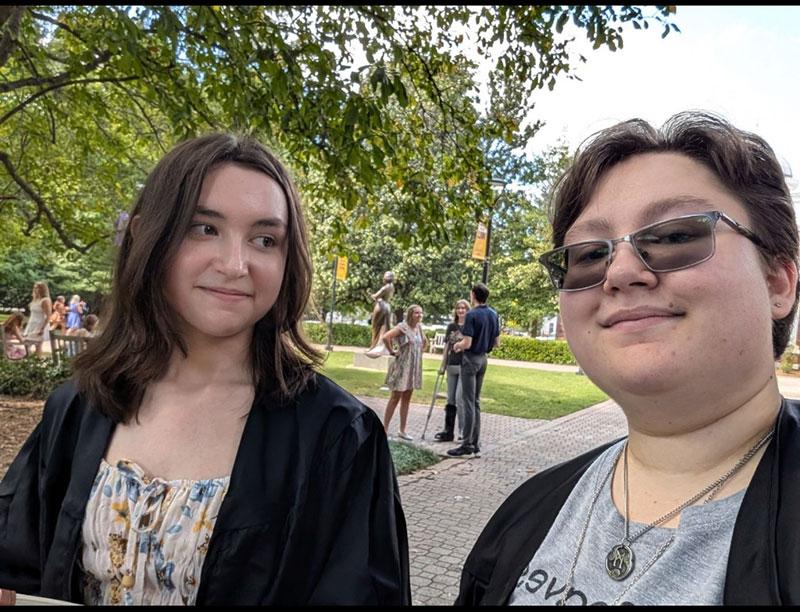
left=360, top=395, right=628, bottom=606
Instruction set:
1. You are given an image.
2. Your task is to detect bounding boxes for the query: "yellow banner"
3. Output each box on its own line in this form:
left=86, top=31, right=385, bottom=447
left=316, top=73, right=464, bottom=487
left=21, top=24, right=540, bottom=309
left=335, top=256, right=348, bottom=280
left=471, top=222, right=488, bottom=260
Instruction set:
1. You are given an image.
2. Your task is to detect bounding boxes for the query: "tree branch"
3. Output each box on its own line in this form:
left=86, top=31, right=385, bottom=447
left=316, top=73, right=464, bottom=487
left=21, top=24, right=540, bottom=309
left=28, top=9, right=88, bottom=45
left=41, top=48, right=70, bottom=64
left=356, top=6, right=456, bottom=133
left=0, top=150, right=96, bottom=252
left=0, top=50, right=112, bottom=93
left=0, top=74, right=139, bottom=127
left=110, top=81, right=168, bottom=153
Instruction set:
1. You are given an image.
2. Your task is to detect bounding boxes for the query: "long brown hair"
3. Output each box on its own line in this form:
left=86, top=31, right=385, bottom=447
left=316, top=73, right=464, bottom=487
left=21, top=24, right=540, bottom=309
left=32, top=281, right=50, bottom=301
left=548, top=111, right=799, bottom=358
left=73, top=133, right=324, bottom=423
left=3, top=311, right=24, bottom=331
left=452, top=299, right=470, bottom=323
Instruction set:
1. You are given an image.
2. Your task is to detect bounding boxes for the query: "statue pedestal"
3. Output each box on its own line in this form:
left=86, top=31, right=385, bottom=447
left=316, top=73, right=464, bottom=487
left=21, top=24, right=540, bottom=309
left=353, top=351, right=394, bottom=371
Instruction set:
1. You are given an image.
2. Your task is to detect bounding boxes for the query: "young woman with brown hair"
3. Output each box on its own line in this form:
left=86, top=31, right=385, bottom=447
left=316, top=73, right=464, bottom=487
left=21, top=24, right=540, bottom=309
left=0, top=133, right=410, bottom=605
left=2, top=311, right=28, bottom=359
left=433, top=298, right=470, bottom=442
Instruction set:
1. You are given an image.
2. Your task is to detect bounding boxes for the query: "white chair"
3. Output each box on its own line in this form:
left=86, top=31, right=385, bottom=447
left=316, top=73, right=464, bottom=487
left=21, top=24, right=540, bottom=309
left=431, top=332, right=446, bottom=354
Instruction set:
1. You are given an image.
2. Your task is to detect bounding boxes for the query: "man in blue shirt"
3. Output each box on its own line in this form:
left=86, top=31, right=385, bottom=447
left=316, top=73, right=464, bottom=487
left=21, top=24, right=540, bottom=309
left=448, top=282, right=500, bottom=458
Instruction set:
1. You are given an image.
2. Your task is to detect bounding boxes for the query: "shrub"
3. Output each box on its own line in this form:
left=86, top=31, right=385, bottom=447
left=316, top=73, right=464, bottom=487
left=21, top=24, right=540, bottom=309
left=303, top=322, right=372, bottom=347
left=0, top=356, right=72, bottom=398
left=491, top=336, right=576, bottom=365
left=303, top=322, right=577, bottom=365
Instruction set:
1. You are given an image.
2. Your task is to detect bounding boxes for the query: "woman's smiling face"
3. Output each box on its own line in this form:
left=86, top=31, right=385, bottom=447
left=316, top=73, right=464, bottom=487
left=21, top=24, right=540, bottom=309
left=163, top=162, right=289, bottom=345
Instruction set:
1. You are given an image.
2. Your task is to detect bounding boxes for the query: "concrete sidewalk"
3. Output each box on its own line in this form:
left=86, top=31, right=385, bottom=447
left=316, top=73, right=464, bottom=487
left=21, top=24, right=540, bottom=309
left=363, top=372, right=800, bottom=605
left=362, top=395, right=627, bottom=605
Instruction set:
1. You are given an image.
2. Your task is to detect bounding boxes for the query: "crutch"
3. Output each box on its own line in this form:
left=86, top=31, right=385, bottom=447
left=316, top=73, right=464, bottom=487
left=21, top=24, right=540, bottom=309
left=421, top=343, right=450, bottom=440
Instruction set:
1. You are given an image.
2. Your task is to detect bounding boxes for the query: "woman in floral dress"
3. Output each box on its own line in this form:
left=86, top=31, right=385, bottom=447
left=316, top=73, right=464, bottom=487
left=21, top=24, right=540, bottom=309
left=381, top=304, right=428, bottom=440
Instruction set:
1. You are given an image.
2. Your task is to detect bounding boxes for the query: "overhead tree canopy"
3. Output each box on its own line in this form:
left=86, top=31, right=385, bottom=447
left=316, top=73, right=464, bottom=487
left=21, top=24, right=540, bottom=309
left=0, top=5, right=678, bottom=254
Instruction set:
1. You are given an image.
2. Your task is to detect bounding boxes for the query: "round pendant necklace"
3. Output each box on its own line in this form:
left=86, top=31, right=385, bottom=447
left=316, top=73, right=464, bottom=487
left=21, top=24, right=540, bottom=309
left=559, top=424, right=775, bottom=605
left=605, top=426, right=775, bottom=581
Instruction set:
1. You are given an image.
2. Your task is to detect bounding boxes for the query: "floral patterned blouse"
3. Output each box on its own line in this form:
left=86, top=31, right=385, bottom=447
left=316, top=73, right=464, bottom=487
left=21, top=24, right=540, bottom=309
left=79, top=458, right=229, bottom=605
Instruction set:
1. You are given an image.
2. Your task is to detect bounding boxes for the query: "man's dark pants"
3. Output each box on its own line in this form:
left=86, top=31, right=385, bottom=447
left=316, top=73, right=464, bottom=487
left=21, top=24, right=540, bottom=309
left=460, top=351, right=488, bottom=450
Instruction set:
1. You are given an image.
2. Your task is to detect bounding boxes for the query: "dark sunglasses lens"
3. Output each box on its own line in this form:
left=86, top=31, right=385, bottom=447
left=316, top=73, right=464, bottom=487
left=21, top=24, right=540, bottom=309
left=546, top=242, right=611, bottom=290
left=633, top=215, right=714, bottom=271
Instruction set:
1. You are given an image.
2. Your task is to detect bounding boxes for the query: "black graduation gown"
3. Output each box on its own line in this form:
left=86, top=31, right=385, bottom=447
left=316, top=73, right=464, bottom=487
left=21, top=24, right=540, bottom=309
left=0, top=375, right=411, bottom=605
left=456, top=397, right=800, bottom=605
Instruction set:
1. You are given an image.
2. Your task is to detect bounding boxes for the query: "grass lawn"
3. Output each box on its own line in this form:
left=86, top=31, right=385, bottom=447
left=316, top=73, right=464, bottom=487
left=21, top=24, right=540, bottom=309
left=320, top=350, right=608, bottom=420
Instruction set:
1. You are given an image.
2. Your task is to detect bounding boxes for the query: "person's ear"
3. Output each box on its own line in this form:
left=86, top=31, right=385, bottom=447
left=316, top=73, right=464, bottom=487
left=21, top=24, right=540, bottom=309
left=767, top=257, right=798, bottom=319
left=129, top=214, right=141, bottom=239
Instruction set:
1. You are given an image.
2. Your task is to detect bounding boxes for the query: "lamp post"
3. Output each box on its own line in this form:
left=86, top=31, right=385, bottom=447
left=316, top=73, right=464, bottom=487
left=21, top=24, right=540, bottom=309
left=325, top=258, right=337, bottom=351
left=482, top=177, right=507, bottom=284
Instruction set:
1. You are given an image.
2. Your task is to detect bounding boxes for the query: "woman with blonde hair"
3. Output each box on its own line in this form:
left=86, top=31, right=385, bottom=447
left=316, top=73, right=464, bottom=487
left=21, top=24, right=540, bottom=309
left=381, top=304, right=428, bottom=440
left=65, top=294, right=84, bottom=332
left=22, top=281, right=51, bottom=356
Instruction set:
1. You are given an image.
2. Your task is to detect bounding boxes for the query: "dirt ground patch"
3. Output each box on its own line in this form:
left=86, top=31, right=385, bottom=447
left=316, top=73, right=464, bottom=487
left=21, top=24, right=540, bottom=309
left=1, top=396, right=44, bottom=480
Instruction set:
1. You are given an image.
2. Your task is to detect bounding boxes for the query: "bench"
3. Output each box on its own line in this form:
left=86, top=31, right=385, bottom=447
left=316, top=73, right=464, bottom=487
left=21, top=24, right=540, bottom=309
left=50, top=331, right=91, bottom=365
left=430, top=332, right=446, bottom=354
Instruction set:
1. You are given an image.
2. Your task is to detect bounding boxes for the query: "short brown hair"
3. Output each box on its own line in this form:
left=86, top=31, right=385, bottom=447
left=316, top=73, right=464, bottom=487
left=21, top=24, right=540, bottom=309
left=74, top=133, right=323, bottom=422
left=548, top=111, right=799, bottom=358
left=471, top=283, right=489, bottom=304
left=84, top=313, right=99, bottom=333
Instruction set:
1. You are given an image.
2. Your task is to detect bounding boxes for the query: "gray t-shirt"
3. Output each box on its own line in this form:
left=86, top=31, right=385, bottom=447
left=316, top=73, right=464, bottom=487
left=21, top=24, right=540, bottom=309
left=509, top=440, right=745, bottom=606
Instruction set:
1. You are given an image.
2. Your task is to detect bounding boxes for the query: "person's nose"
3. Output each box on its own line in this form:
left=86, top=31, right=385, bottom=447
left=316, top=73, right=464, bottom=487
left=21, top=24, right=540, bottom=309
left=215, top=237, right=248, bottom=277
left=602, top=240, right=658, bottom=293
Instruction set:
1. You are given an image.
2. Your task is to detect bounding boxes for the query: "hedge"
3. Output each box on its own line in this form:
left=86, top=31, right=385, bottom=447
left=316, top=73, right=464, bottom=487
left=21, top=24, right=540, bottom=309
left=303, top=322, right=373, bottom=347
left=490, top=336, right=576, bottom=365
left=0, top=356, right=72, bottom=398
left=303, top=322, right=576, bottom=365
left=305, top=322, right=440, bottom=348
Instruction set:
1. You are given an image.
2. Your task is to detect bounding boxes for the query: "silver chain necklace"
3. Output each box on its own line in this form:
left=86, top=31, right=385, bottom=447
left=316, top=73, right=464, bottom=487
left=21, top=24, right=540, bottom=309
left=560, top=425, right=774, bottom=605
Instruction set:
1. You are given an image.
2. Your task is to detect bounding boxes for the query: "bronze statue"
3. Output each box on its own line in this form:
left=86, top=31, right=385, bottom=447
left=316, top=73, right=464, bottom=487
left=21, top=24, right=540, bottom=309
left=369, top=271, right=395, bottom=349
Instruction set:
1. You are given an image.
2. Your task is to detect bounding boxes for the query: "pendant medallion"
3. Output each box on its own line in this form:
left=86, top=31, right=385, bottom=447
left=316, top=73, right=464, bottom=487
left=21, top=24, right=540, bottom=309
left=606, top=543, right=634, bottom=581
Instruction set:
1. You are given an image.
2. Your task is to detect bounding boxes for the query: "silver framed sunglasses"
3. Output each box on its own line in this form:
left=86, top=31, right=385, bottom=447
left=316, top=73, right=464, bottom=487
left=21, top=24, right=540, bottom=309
left=539, top=210, right=766, bottom=292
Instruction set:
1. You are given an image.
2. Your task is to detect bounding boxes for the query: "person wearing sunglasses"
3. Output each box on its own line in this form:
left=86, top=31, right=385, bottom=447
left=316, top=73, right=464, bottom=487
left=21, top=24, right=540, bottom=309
left=455, top=111, right=800, bottom=605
